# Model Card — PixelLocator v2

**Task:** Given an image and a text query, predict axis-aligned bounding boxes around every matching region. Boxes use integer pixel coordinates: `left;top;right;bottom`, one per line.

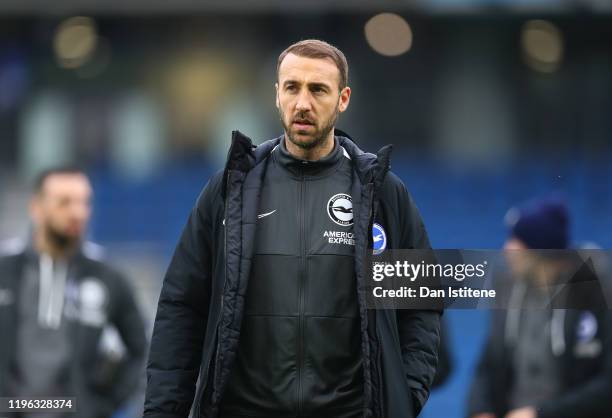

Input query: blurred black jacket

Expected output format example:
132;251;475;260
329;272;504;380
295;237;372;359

144;130;442;418
467;259;612;418
432;319;453;389
0;242;147;418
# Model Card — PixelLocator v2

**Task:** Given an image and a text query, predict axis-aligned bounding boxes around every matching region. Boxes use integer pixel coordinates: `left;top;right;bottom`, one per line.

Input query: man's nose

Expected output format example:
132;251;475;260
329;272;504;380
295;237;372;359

295;89;312;111
69;203;90;222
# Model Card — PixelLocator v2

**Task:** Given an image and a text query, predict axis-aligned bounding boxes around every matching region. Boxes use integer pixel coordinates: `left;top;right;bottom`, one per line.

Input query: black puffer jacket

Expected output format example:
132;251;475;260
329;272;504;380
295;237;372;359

144;130;441;418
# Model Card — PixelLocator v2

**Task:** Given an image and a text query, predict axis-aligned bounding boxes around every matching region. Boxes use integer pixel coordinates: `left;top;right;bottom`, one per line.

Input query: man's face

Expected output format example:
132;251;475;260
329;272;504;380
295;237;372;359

276;53;351;150
503;237;533;279
31;173;93;248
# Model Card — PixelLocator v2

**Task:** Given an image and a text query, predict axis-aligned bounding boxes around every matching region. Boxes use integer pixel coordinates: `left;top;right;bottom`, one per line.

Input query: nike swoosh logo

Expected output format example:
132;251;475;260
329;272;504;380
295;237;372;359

257;210;277;219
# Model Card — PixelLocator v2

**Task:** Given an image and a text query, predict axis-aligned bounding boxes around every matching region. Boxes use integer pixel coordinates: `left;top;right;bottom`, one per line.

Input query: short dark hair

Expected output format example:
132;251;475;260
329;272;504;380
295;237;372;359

277;39;349;90
33;166;87;194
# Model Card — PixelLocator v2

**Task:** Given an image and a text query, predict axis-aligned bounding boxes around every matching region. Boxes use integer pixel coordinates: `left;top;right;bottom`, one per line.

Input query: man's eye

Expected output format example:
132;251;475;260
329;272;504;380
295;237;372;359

311;87;325;94
286;85;297;92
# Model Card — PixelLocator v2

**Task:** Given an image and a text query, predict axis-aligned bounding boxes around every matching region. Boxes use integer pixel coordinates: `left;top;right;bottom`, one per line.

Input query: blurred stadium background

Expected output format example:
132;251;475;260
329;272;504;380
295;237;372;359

0;0;611;417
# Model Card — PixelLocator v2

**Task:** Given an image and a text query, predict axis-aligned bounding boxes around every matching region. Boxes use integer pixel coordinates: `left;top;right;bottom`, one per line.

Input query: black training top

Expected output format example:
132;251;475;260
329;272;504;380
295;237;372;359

219;137;363;418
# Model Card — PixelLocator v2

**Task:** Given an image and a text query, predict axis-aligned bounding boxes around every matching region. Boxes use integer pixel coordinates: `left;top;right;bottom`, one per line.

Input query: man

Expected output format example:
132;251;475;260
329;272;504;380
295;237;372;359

144;39;441;418
467;196;612;418
0;167;147;418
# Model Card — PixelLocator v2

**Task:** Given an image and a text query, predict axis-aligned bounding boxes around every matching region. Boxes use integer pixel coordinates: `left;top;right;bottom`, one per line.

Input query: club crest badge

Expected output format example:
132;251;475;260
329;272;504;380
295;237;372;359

372;223;387;255
577;311;598;343
327;193;353;226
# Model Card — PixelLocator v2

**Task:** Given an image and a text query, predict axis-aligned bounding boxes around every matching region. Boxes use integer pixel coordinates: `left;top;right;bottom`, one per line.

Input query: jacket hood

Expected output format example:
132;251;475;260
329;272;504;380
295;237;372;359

222;129;392;198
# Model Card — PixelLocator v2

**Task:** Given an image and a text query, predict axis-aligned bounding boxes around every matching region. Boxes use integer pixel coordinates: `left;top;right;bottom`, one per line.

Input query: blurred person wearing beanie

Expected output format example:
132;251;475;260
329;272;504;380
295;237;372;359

467;195;612;418
502;195;569;284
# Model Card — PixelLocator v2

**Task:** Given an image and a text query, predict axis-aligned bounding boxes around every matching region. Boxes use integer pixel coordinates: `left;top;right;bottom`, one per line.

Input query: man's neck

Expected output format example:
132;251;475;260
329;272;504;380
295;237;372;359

532;262;564;288
284;132;335;161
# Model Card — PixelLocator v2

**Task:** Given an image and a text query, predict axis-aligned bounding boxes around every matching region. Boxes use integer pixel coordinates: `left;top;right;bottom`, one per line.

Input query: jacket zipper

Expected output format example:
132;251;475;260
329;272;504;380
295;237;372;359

373;192;385;417
216;173;231;385
367;184;384;418
297;173;305;416
198;172;232;418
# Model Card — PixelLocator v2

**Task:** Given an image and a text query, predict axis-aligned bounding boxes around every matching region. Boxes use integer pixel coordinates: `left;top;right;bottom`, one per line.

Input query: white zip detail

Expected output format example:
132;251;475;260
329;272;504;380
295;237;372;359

504;282;526;346
38;254;53;327
551;309;566;356
38;254;67;329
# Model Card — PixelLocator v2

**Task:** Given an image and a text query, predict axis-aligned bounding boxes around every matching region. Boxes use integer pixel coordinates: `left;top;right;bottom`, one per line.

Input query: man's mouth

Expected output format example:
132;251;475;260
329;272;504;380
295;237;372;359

292;119;315;129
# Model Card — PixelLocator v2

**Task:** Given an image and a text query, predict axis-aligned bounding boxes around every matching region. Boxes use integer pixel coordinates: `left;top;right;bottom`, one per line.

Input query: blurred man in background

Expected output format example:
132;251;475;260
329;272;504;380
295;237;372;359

467;196;612;418
0;167;147;418
145;39;441;418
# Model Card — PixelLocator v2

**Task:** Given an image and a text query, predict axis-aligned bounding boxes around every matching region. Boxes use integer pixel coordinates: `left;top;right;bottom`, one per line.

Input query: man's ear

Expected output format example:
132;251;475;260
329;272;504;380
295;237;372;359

275;82;280;109
338;86;351;113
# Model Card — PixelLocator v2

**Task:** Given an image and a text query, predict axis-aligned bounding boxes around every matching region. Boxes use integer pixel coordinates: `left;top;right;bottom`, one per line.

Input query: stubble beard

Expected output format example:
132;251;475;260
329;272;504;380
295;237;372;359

279;105;339;151
44;223;80;252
